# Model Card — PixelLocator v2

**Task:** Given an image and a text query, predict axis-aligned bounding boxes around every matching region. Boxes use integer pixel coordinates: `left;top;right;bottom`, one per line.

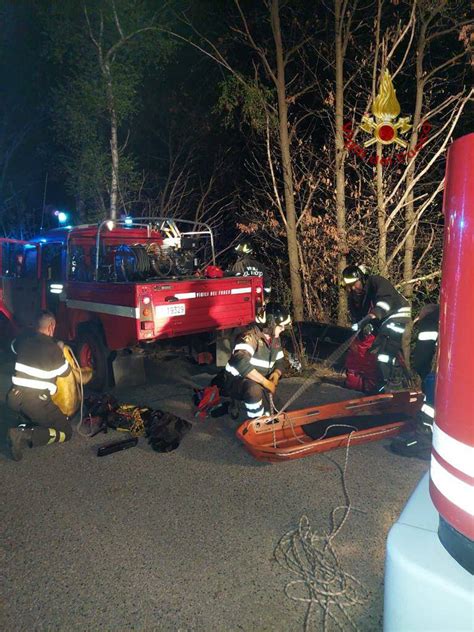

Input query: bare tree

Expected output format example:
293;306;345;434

340;0;470;298
168;0;319;319
84;1;159;220
334;0;355;323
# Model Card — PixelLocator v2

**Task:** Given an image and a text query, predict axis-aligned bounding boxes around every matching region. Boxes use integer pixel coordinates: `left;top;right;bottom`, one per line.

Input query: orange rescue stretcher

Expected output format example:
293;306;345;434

236;390;424;462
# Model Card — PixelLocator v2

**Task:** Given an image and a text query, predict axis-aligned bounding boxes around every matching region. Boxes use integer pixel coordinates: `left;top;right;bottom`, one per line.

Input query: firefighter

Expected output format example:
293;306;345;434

390;303;439;458
232;239;272;300
224;303;291;419
6;310;72;461
412;303;439;385
341;265;411;387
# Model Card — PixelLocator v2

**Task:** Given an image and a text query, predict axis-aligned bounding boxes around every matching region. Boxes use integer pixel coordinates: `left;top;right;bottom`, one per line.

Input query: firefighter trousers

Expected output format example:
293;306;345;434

7;387;72;447
371;317;409;383
227;377;268;419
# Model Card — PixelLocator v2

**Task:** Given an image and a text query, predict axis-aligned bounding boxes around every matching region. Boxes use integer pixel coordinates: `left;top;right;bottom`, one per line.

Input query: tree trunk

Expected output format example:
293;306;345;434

104;64;119;222
334;0;348;325
75;194;86;224
401;21;427;366
271;0;304;321
403;21;427;299
376;142;388;275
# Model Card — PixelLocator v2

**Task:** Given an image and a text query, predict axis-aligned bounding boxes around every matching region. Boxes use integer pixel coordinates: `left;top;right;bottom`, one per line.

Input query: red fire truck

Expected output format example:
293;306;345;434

383;133;474;630
0;218;264;389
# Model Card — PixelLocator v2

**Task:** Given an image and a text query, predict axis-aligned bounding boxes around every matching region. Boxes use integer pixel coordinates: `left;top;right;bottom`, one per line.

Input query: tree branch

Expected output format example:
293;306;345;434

387;180;443;267
265;113;287;228
424;51;466;83
111;0;125;39
396;270;441;287
384;89;472;224
234;0;277;84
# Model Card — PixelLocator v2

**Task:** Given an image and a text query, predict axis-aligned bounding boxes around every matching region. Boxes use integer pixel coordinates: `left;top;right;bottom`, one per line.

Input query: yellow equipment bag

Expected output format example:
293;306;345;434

52;345;93;417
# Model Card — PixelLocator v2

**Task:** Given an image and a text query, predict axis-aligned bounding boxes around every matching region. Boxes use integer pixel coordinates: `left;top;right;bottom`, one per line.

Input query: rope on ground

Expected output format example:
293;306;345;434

274;431;364;631
274;424;400;632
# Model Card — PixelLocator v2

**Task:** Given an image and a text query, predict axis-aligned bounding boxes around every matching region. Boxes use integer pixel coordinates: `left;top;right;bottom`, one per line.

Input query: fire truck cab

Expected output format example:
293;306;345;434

0;218;264;389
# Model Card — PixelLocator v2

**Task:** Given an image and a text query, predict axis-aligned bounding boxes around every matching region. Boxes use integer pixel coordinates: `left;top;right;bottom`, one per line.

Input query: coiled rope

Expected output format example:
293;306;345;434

264;332;403;630
274;424;398;631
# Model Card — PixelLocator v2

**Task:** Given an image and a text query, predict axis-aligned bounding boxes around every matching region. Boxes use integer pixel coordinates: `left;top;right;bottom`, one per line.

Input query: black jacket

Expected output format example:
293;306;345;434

11;332;70;395
225;325;285;379
412;305;439;380
232;255;271;295
348;275;410;323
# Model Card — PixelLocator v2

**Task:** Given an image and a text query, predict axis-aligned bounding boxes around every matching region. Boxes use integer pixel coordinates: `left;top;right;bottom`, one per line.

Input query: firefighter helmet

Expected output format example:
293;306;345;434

256;302;292;329
234;239;254;255
342;264;368;287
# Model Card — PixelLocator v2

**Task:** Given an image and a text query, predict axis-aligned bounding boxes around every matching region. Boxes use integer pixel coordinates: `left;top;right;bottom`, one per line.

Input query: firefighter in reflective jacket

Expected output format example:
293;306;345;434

232;240;272;300
225;303;291;419
390;303;439;458
342;265;411;384
412;303;439;386
6;310;72;461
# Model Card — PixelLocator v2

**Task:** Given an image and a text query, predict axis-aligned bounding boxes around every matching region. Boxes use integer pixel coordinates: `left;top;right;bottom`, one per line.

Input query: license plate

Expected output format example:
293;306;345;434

155;303;186;318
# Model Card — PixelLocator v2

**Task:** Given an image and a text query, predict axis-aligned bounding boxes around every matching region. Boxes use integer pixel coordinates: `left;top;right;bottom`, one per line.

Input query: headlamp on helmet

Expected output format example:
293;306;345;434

235;240;253;255
257;302;292;329
342;264;367;287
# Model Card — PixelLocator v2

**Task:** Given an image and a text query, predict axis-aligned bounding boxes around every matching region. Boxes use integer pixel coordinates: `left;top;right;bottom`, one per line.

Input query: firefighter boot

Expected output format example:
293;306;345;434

7;427;33;462
389;416;432;460
389;432;432;460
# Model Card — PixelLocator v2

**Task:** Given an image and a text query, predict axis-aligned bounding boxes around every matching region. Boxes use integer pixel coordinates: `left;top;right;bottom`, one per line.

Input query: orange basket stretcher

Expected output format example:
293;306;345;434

236;390;424;463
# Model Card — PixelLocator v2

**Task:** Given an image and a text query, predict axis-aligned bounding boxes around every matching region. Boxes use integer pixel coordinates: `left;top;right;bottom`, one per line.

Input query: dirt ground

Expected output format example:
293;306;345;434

0;351;428;631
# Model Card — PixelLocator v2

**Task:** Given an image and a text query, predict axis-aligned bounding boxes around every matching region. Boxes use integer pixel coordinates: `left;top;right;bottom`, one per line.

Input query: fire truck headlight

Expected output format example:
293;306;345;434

142;296;151;305
256;287;262;294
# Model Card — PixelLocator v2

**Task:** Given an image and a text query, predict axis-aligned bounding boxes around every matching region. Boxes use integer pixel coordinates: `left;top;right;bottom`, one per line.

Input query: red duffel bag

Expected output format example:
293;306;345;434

344;333;380;393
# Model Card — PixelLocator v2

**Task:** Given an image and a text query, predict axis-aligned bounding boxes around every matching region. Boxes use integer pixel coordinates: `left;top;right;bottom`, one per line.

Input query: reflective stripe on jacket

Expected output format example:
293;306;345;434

11;332;70;395
349;274;410;323
232;256;271;294
412;305;440;380
225;326;284;379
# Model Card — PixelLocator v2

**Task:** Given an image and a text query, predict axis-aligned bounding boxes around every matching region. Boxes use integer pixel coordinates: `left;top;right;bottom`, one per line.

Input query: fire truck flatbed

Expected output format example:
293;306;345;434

0;218;264;388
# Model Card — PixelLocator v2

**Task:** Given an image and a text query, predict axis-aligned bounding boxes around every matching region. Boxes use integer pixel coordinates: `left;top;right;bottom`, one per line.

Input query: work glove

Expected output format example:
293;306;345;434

359;322;374;339
268;370;281;386
263;378;277;396
351;314;375;332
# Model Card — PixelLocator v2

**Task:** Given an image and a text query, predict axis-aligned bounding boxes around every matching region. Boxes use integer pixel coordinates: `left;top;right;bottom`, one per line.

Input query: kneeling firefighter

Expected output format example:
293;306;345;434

7;310;73;461
342;265;411;388
225;303;291;418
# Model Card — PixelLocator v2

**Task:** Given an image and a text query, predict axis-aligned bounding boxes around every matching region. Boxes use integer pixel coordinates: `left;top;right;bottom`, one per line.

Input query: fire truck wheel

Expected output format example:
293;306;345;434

76;330;110;392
